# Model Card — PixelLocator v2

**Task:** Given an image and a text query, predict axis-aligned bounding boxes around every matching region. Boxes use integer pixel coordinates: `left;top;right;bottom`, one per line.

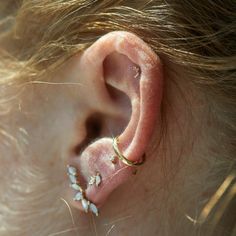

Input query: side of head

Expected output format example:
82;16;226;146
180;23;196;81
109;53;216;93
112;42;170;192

0;1;235;236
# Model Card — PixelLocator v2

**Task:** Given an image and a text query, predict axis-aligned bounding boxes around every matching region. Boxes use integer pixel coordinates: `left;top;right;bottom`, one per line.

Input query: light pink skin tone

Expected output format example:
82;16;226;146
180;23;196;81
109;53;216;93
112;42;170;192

2;30;215;235
67;31;163;209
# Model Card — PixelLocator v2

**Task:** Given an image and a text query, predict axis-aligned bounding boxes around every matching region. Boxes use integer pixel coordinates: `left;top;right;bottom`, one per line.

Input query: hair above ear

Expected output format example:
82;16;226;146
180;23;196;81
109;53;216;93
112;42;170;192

67;31;163;212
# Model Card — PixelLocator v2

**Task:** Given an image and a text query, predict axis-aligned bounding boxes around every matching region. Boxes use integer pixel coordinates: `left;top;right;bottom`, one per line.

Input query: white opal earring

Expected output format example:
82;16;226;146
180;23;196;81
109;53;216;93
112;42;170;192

67;165;83;192
67;165;99;216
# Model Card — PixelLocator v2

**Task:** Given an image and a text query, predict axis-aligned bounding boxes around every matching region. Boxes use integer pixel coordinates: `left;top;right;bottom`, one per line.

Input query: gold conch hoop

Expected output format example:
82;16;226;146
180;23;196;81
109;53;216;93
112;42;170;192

112;136;145;167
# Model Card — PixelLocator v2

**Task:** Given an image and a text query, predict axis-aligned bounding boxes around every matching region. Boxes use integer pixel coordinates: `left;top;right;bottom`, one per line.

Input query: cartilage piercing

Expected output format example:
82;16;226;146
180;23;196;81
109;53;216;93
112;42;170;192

132;65;141;79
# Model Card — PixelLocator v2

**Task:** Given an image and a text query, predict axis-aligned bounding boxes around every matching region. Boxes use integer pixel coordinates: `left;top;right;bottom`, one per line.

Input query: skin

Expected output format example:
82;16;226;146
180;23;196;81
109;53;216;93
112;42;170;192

0;32;217;236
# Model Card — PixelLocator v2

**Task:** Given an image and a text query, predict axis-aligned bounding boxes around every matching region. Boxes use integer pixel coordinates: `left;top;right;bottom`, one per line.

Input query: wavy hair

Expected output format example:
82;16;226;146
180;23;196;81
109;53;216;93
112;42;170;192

0;1;235;235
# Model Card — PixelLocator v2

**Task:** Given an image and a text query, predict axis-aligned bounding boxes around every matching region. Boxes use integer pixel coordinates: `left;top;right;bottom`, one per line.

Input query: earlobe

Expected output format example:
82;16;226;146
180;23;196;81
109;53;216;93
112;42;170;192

67;31;163;213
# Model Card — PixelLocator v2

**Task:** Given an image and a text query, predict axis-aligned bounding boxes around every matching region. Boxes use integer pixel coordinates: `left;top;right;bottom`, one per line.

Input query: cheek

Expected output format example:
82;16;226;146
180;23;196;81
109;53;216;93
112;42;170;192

12;84;87;166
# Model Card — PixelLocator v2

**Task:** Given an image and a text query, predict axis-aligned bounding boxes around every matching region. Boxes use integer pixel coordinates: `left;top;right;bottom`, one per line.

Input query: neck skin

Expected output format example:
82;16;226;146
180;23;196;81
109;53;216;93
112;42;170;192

0;62;222;236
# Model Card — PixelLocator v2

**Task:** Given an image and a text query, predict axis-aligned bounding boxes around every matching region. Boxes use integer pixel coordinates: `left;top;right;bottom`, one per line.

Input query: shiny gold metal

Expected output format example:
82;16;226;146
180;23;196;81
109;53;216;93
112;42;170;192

112;136;145;167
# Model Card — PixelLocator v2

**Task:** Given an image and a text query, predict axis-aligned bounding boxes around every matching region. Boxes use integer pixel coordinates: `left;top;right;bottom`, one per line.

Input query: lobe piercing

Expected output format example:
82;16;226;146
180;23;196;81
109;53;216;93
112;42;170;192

67;165;77;176
89;203;99;216
88;176;96;185
69;174;77;184
95;173;102;186
73;191;99;216
81;199;89;213
70;183;83;192
67;165;99;216
67;165;83;191
89;173;102;187
73;192;84;201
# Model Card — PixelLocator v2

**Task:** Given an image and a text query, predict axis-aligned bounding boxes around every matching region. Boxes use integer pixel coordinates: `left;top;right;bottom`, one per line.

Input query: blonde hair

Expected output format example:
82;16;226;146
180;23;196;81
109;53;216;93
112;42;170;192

0;0;235;235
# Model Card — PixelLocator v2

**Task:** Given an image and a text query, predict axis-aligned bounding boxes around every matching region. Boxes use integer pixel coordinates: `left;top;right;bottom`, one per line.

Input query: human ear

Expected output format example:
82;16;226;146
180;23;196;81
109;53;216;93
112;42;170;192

67;31;163;213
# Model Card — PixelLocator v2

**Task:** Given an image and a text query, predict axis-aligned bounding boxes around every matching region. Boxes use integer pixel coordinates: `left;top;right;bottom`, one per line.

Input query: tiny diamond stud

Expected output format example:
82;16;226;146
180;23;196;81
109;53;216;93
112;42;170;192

133;65;141;79
109;155;117;164
88;176;96;185
89;173;102;187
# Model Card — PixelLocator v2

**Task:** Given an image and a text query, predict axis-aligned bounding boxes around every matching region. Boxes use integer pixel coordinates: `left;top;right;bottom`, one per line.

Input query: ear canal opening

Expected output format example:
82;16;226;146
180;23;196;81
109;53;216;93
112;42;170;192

73;113;104;156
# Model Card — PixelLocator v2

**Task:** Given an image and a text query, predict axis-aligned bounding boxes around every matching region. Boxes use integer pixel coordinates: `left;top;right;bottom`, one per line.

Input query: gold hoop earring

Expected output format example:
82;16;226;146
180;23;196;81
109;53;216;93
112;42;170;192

112;136;145;167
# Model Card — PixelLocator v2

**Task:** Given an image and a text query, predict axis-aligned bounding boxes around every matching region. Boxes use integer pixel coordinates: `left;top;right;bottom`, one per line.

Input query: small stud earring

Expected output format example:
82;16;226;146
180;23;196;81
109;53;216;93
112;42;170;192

109;155;117;164
67;165;99;216
132;65;141;79
88;176;95;185
89;173;102;187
